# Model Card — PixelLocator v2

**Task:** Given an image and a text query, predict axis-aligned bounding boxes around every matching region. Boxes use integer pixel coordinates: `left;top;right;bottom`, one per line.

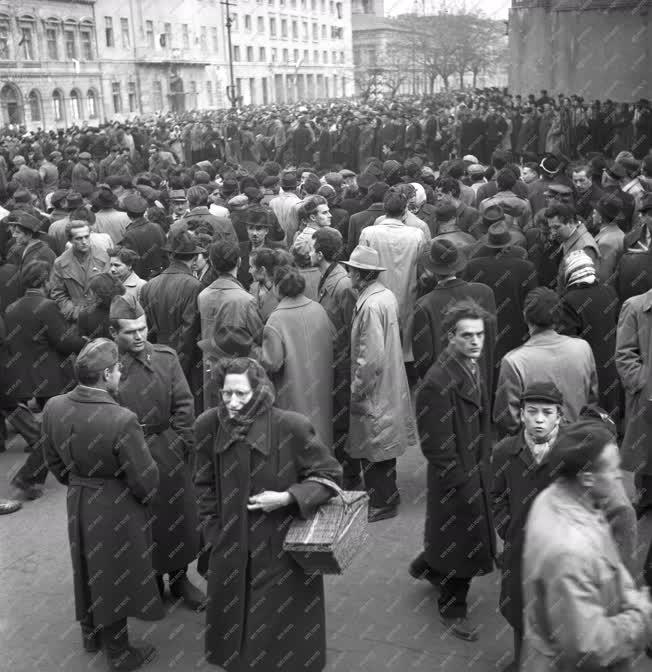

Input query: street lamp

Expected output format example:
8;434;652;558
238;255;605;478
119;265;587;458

221;0;238;109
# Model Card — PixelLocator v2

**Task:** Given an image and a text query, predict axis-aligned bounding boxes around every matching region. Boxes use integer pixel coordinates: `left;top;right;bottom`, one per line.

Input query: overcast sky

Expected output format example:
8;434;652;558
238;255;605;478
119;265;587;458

385;0;510;20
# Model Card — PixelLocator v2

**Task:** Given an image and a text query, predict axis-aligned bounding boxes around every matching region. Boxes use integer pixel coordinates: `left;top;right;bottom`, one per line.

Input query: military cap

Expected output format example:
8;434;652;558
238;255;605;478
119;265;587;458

122;193;148;214
109;294;146;320
75;338;119;376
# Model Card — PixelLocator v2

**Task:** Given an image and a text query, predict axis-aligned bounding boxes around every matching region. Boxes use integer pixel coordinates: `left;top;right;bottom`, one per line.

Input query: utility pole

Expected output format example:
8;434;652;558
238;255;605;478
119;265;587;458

221;0;238;109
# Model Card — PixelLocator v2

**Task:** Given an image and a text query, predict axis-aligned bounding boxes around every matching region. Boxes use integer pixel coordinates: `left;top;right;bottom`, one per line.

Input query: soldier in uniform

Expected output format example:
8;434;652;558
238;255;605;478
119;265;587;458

42;338;163;671
108;294;205;610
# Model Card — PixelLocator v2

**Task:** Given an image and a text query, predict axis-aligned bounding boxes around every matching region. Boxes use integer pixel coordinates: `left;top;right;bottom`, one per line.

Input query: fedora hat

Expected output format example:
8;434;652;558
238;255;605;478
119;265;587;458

341;245;386;272
482;204;505;225
65;191;84;209
92;189;116;209
162;229;206;255
429;239;467;275
484;221;519;248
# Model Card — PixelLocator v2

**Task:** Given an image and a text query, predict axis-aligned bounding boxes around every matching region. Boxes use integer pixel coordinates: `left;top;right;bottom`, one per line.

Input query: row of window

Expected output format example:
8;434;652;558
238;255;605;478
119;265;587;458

231;14;344;40
22;88;99;123
233;45;345;64
252;0;343;16
0;16;94;61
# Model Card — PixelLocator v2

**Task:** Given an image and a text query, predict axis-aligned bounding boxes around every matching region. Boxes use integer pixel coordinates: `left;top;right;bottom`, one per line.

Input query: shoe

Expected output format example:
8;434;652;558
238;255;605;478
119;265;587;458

10;477;43;500
439;614;479;642
0;498;22;514
368;505;398;523
108;644;157;671
408;556;441;589
169;574;206;611
83;630;102;654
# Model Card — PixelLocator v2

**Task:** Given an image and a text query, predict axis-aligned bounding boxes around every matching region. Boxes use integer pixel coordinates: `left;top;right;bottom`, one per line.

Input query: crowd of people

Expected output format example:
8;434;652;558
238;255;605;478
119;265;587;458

2;86;652;672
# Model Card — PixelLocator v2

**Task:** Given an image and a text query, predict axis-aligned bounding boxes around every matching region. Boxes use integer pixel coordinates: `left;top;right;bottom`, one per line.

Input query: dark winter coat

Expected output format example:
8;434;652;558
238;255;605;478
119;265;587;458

43;385;164;627
120;216;167;279
347;203;384;255
194;407;342;671
412;278;497;389
117;342;199;573
140;260;201;381
416;347;495;578
558;282;622;422
616;247;652;304
492;433;555;630
0;261;21;312
4;290;82;400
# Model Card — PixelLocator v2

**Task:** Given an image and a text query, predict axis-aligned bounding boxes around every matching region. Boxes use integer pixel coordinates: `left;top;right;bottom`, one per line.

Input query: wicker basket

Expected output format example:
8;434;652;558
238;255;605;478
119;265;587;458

283;478;369;575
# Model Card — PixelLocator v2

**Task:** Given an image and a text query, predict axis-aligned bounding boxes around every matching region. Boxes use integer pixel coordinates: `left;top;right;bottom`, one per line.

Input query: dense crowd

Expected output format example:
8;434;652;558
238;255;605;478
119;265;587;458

2;87;652;672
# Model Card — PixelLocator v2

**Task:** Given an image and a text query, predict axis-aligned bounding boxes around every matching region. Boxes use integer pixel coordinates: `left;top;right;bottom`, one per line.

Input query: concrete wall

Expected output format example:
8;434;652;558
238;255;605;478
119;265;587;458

509;7;651;101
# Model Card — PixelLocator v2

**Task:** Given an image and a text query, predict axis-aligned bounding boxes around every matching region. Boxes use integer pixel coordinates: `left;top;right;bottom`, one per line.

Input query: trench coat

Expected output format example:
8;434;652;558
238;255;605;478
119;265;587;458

42;386;164;627
615;290;652;473
193;407;342;672
522;482;650;672
416;347;495;577
348;281;418;462
262;295;335;448
49;247;109;322
117;342;199;573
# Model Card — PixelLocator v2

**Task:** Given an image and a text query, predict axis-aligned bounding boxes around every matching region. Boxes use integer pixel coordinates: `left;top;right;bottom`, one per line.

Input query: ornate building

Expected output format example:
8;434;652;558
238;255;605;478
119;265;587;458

509;0;652;101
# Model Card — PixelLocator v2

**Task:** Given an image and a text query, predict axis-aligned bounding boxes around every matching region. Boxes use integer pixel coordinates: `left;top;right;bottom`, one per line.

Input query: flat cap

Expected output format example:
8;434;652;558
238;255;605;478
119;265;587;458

109;294;145;320
79;152;92;160
168;189;187;201
75;338;119;376
324;172;344;188
339;169;356;178
521;382;563;405
467;163;486;176
546;183;573;195
122;193;148;214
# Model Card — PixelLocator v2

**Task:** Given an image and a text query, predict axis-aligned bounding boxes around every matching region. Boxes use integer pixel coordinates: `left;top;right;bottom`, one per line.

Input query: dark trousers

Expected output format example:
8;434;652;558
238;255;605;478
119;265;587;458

636;473;652;507
333;427;361;489
360;458;398;509
513;627;523;667
6;400;48;487
411;552;471;618
80;615;128;656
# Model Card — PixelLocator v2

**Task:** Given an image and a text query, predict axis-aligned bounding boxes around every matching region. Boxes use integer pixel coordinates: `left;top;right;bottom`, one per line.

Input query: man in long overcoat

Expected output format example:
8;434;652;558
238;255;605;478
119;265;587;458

411;298;495;642
109;294;204;610
344;246;418;522
42;338;163;669
119;193;166;280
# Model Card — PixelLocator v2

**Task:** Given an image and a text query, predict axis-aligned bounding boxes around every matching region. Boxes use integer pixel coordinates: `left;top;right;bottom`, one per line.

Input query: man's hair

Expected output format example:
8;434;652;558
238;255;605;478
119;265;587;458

523;161;539;175
76;369;103;386
108;246;140;267
274;265;306;297
312;228;343;262
523;287;560;328
551;421;615;479
383;189;408;218
187;185;209;207
298;195;327;223
251;247;292;275
447;161;465;180
436;177;461;199
544;203;576;224
570;163;591;177
89;272;126;308
65;219;90;240
209;239;240;272
491;151;508;170
441;299;489;335
70;207;95;224
496;168;517;192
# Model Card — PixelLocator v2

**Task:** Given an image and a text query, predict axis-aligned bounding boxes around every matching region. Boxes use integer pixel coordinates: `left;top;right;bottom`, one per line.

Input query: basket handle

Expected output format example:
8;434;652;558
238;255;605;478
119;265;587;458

303;476;345;502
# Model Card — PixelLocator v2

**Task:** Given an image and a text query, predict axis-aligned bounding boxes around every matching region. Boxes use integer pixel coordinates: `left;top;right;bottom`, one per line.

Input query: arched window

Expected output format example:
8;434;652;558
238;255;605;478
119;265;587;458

52;89;64;122
87;89;97;118
28;89;41;122
70;89;81;120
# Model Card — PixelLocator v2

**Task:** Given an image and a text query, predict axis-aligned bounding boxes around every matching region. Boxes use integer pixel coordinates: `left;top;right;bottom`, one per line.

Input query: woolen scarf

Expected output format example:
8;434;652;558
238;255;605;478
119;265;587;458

215;361;275;448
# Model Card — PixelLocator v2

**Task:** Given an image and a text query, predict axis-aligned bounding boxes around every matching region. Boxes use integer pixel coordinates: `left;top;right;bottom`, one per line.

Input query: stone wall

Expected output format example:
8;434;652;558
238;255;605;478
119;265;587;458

508;7;651;101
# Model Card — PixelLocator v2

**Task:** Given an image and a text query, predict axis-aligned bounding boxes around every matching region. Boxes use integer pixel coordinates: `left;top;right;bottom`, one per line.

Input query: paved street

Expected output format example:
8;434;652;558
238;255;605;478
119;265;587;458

2;431;652;672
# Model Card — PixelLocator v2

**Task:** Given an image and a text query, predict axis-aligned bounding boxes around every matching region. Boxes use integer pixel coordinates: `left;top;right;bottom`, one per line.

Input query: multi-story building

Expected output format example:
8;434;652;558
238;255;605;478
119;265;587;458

226;0;353;105
0;0;102;129
0;0;354;129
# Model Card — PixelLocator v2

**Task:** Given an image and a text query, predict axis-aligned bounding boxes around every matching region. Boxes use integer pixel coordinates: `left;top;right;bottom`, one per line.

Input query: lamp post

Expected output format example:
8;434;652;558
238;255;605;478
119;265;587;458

221;0;238;109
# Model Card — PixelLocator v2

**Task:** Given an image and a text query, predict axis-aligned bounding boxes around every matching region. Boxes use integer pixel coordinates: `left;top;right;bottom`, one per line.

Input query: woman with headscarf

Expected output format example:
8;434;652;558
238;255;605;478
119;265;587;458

194;357;342;671
557;250;621;425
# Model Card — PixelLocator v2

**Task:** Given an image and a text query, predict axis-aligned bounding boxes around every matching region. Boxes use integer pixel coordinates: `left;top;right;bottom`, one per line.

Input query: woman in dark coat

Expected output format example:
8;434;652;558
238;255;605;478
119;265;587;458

77;272;125;339
194;357;342;672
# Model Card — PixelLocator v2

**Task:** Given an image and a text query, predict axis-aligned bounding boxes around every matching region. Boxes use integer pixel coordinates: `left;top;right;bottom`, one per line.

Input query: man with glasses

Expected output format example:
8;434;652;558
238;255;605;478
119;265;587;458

108;293;205;612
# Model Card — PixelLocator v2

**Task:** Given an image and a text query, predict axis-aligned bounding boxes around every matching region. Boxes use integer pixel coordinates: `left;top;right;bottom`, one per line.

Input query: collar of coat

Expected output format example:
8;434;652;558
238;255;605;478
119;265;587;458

275;295;312;311
57;247;107;271
209;407;271;455
354;280;387;312
68;385;119;405
162;260;196;277
206;273;245;291
435;347;483;408
120;341;155;373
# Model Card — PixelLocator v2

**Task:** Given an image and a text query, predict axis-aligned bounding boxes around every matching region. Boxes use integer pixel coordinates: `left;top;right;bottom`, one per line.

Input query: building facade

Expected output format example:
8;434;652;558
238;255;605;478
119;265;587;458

1;0;354;130
509;0;652;101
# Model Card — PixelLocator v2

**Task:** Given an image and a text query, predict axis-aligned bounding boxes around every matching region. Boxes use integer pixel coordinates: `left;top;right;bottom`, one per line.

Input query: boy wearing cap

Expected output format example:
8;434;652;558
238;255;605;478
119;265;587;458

109;295;204;611
120;193;166;280
492;382;563;671
522;421;652;671
42;338;163;669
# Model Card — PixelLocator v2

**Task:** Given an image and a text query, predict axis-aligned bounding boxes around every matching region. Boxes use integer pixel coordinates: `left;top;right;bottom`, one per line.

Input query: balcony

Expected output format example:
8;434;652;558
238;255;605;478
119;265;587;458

134;46;212;65
0;59;100;75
